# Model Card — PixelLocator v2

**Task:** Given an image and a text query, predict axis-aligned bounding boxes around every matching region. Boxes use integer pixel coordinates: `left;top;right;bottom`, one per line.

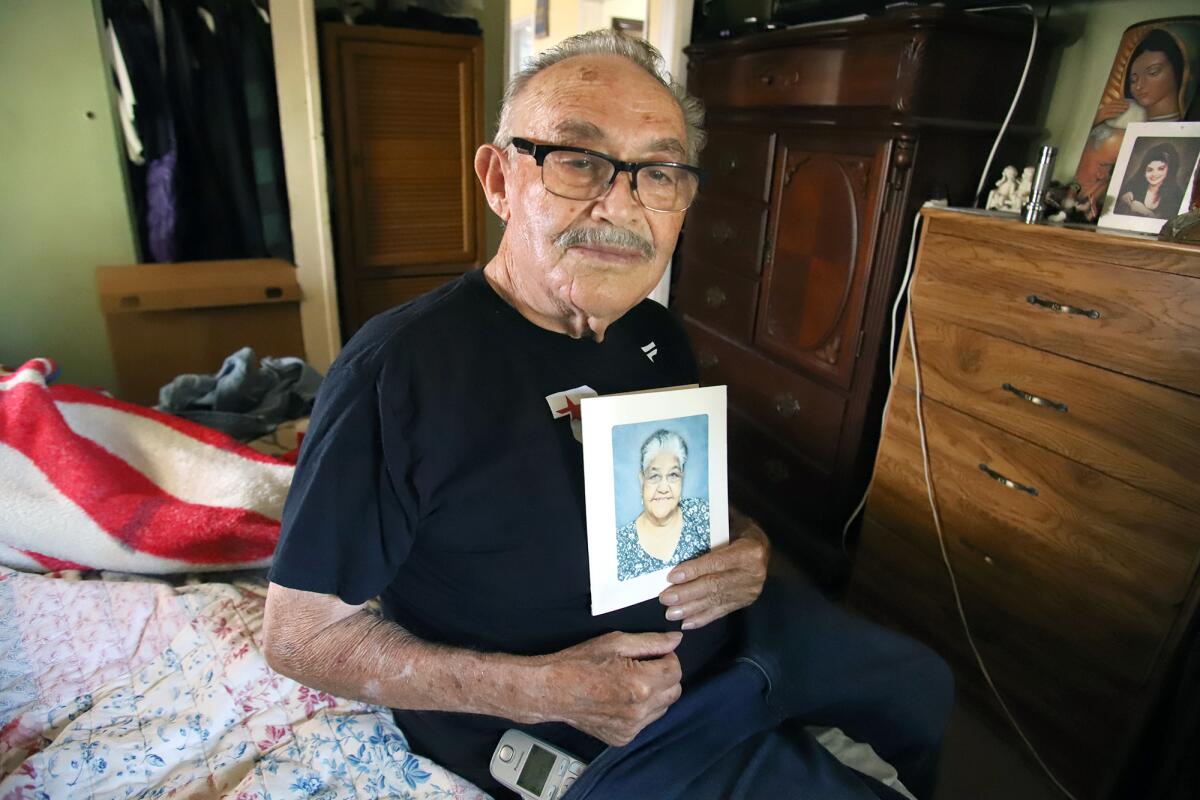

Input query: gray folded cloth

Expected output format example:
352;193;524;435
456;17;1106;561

157;347;323;440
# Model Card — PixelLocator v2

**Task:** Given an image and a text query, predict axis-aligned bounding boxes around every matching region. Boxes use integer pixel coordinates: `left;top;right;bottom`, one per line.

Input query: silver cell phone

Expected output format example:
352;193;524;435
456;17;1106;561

489;729;587;800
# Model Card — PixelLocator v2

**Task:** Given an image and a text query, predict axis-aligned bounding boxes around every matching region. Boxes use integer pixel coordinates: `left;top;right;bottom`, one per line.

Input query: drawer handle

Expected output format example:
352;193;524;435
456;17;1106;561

705;286;728;308
774;393;802;418
760;73;775;86
1002;383;1068;413
698;351;720;370
763;458;790;484
725;157;739;174
711;222;733;244
1026;294;1100;319
979;463;1039;497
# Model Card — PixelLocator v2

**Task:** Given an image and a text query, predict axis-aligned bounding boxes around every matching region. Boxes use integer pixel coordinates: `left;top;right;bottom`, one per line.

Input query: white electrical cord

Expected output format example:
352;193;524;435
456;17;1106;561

968;3;1039;207
841;210;925;555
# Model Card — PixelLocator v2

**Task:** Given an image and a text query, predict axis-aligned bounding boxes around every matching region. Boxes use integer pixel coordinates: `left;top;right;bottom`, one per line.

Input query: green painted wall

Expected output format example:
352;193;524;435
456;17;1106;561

1042;0;1199;182
0;0;136;390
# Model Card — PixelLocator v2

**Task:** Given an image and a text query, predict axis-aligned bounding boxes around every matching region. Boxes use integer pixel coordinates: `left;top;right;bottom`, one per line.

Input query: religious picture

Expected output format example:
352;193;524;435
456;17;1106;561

1070;16;1200;223
581;386;728;615
1099;122;1200;234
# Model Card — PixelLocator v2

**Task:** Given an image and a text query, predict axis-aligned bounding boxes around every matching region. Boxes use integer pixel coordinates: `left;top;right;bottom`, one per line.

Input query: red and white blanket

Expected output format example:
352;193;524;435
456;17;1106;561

0;358;293;573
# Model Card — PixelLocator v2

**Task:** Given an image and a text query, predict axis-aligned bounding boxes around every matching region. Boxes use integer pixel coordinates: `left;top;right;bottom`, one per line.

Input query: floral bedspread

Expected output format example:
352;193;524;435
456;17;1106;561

0;568;488;800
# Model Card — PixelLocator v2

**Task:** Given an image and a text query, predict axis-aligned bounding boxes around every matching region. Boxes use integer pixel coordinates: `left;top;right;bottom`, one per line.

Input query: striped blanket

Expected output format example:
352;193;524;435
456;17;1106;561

0;359;292;573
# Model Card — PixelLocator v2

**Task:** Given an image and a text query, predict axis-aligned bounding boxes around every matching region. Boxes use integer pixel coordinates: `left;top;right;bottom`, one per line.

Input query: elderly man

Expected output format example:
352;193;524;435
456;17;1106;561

264;31;951;800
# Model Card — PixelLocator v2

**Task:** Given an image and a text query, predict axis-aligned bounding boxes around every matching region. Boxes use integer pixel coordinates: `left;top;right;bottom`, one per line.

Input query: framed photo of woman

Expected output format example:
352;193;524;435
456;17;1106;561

1069;17;1199;223
1098;121;1200;234
581;386;729;615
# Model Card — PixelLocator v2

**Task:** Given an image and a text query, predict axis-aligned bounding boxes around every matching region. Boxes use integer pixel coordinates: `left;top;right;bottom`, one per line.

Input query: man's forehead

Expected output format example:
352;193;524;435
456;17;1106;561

518;55;687;156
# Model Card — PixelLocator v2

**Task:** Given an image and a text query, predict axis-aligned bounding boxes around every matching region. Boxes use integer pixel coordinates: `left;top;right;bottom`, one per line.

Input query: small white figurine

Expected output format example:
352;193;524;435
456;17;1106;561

1014;166;1036;212
986;166;1019;212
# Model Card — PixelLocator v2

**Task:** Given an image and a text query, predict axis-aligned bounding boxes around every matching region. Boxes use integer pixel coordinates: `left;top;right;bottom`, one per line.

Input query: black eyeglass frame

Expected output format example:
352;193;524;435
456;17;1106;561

510;137;706;212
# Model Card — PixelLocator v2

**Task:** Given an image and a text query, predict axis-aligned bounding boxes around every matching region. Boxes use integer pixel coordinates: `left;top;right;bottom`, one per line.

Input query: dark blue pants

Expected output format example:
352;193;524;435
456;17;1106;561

568;564;955;799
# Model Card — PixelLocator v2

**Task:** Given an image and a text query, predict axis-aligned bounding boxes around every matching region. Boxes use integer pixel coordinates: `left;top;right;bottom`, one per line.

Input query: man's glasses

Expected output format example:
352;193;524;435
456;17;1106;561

511;137;704;213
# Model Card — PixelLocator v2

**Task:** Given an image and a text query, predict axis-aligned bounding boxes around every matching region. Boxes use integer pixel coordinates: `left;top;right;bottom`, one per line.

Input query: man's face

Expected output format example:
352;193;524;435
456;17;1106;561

1076;132;1123;198
495;55;690;338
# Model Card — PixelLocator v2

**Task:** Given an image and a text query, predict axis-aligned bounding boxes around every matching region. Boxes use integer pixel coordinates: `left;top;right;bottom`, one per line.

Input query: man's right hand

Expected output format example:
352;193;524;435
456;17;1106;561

536;631;683;747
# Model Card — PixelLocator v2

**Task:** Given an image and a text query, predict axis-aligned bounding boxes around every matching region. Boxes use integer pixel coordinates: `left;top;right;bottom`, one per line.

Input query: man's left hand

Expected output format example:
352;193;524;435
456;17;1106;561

658;510;770;630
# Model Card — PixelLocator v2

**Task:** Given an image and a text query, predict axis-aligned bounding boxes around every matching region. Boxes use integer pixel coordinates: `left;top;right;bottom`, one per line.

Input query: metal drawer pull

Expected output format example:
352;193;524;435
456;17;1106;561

979;463;1039;496
774;393;802;418
698;351;720;370
705;286;728;308
1002;383;1068;413
711;222;733;243
1026;294;1100;319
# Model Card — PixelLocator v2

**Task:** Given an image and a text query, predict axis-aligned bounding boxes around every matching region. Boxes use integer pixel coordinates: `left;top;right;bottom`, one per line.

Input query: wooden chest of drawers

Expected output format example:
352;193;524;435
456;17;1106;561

678;8;1055;578
848;209;1200;799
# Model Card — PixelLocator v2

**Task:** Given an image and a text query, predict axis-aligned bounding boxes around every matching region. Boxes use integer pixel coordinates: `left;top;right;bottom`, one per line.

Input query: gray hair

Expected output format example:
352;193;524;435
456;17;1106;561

639;429;688;472
495;30;707;164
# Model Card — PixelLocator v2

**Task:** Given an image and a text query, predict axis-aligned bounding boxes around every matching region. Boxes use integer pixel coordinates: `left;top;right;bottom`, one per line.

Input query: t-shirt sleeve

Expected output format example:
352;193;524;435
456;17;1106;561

268;362;418;605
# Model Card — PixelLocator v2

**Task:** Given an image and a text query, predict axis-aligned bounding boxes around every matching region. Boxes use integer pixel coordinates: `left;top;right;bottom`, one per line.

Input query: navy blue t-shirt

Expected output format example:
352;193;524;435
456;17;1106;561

269;269;730;796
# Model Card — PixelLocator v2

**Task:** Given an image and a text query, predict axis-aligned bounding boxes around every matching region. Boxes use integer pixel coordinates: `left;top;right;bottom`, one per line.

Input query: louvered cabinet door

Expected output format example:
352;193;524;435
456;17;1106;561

323;25;484;335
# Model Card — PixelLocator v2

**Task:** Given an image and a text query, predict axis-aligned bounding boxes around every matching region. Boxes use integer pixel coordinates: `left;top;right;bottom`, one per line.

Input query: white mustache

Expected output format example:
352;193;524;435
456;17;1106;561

555;225;654;259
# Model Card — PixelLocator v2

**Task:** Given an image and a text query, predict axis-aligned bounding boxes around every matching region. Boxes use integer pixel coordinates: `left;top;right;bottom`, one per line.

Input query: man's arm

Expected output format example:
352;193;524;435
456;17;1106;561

262;583;683;746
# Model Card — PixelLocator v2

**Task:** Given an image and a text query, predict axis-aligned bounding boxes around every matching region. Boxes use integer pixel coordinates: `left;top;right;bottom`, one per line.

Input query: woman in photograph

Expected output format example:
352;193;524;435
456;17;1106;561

1118;143;1186;219
616;429;710;582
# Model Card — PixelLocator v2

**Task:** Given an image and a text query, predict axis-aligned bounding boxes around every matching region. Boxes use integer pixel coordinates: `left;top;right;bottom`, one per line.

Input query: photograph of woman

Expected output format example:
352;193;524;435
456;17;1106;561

1116;141;1188;218
1070;17;1199;222
616;428;711;582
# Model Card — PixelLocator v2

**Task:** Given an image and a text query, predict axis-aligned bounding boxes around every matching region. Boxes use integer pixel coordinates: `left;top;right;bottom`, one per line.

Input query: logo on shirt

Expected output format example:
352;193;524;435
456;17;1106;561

545;385;596;443
641;341;658;362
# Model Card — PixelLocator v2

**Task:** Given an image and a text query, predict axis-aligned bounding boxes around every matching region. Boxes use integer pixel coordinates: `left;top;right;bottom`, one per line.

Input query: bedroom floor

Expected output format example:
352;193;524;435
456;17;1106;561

933;697;1062;800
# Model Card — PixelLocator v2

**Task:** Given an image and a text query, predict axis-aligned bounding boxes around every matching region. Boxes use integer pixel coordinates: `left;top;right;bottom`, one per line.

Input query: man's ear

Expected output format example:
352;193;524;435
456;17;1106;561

475;144;511;222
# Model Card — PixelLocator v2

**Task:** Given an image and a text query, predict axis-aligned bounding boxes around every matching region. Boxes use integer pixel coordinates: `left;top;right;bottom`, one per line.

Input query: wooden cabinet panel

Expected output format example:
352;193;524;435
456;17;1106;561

728;410;831;526
698;130;775;202
896;318;1200;511
755;136;887;389
688;320;844;471
679;195;768;278
916;228;1200;394
676;262;758;343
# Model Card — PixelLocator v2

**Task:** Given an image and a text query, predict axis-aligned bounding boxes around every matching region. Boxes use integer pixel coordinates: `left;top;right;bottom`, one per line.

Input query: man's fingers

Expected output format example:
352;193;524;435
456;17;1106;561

612;630;682;659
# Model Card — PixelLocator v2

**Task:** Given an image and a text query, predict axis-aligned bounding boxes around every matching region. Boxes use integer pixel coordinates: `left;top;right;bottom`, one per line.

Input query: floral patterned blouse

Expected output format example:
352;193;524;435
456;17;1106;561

616;497;711;581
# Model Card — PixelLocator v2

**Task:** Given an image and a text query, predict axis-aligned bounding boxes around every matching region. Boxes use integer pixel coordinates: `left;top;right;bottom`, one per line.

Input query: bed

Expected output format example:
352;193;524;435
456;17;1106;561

0;358;911;799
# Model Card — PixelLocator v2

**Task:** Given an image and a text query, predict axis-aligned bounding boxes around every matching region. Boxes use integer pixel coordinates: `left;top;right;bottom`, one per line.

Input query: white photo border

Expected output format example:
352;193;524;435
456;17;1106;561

1099;121;1200;235
581;386;729;616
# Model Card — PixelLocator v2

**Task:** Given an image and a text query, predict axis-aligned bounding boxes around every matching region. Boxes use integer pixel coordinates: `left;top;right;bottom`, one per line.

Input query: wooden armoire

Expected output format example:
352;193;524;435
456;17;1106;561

676;7;1053;580
322;24;485;338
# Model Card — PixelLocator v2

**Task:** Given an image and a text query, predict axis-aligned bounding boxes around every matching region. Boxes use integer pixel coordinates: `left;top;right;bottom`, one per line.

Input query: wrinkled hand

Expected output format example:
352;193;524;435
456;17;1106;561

659;510;770;630
538;631;682;746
